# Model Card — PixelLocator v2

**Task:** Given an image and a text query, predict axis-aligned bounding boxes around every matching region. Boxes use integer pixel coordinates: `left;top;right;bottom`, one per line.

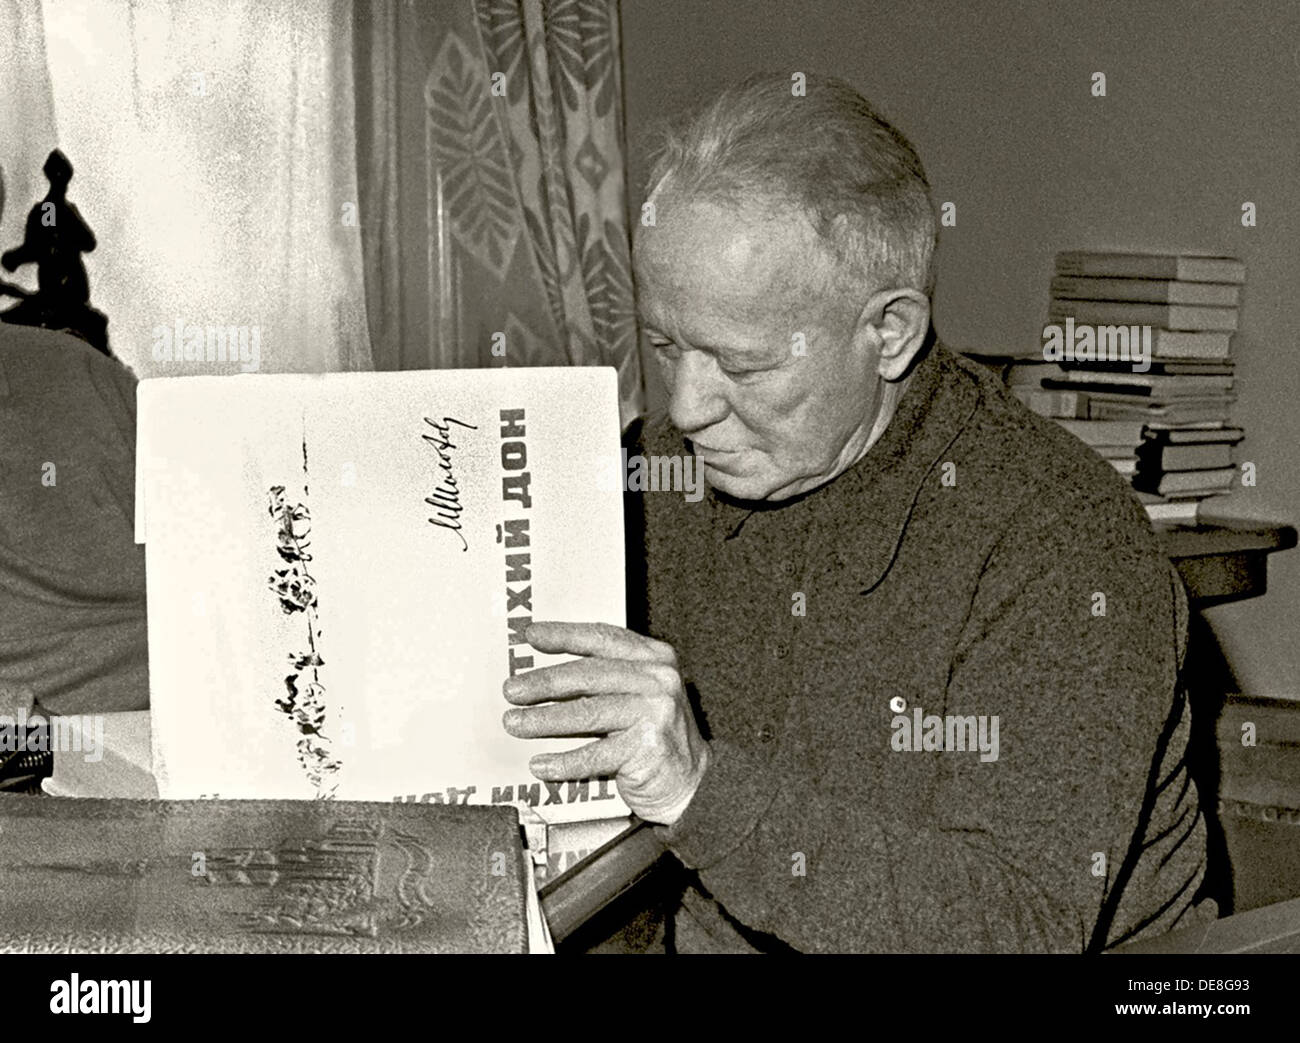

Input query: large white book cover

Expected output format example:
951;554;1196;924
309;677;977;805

135;367;628;824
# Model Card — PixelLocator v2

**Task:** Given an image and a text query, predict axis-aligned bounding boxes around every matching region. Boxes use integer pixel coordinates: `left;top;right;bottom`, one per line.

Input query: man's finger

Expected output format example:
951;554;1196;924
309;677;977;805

528;734;631;781
503;693;642;738
503;656;658;705
524;621;676;665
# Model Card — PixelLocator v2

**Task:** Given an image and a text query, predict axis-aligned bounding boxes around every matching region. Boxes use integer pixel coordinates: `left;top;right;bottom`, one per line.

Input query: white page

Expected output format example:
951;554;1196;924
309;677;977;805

138;368;628;824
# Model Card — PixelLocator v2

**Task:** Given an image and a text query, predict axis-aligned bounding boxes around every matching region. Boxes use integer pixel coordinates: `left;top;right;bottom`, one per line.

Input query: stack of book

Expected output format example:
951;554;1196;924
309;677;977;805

1002;251;1246;524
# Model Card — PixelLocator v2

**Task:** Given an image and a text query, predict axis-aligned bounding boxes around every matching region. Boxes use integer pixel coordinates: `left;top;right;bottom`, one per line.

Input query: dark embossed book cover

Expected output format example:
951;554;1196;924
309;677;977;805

0;796;530;953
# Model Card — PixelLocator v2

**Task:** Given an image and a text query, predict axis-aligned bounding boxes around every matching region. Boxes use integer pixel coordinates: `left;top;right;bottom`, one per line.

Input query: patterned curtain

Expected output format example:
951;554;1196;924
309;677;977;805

354;0;644;426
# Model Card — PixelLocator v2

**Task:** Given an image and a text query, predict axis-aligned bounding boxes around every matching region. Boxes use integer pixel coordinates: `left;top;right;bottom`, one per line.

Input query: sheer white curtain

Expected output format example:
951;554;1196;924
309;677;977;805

0;0;59;274
29;0;371;376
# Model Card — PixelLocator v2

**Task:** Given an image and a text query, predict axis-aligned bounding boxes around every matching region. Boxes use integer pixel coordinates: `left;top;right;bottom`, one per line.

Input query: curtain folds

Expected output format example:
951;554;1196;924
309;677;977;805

355;0;644;426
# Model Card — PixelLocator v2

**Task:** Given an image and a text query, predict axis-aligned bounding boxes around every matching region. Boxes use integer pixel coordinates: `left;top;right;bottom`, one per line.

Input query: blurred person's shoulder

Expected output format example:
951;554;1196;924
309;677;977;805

0;323;136;389
0;324;138;445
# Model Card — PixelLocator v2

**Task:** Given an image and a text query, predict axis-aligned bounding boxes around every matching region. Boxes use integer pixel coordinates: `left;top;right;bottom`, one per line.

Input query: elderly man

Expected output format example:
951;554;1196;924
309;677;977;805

504;73;1216;952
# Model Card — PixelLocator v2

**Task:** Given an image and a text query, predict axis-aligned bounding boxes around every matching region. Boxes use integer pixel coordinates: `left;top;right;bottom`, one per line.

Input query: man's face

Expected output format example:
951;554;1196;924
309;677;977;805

634;193;886;502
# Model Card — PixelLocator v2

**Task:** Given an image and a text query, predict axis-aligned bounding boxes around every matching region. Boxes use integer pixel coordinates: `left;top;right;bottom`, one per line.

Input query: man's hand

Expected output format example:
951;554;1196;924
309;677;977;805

501;621;710;826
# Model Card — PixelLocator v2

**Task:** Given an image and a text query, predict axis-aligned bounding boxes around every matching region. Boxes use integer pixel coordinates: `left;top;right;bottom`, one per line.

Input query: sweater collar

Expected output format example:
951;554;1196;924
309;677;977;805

702;338;983;591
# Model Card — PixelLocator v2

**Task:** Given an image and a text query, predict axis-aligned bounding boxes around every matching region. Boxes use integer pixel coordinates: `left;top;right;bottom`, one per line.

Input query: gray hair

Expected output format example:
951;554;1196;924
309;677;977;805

644;72;938;298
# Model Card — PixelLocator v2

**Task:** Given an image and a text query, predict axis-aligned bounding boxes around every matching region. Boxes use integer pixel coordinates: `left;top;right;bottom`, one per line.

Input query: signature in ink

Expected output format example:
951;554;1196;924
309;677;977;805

422;416;477;551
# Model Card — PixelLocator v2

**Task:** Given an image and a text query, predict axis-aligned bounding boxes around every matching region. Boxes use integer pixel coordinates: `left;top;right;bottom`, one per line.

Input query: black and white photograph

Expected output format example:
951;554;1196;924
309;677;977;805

0;0;1297;1015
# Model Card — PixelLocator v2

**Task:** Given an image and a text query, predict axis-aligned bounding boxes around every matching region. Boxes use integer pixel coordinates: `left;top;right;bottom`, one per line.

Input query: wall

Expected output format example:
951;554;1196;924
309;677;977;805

620;0;1300;698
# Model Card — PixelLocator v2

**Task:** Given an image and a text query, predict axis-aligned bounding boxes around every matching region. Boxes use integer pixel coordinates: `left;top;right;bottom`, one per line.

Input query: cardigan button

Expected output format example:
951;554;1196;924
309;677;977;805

756;725;775;743
773;643;789;659
889;696;907;714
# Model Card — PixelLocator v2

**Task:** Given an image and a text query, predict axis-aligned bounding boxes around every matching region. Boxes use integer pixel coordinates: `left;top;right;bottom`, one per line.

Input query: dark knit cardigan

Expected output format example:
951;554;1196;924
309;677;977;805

628;340;1216;953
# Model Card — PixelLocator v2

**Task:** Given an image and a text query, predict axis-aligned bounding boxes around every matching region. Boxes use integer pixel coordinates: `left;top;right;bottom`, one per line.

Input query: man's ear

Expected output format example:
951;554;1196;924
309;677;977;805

853;289;931;381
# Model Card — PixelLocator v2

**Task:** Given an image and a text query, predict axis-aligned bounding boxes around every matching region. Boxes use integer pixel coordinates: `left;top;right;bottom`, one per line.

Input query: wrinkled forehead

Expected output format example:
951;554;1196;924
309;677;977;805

633;192;839;332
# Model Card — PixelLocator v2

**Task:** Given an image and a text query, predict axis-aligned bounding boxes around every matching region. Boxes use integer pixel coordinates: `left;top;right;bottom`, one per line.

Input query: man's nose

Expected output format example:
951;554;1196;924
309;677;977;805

667;352;730;435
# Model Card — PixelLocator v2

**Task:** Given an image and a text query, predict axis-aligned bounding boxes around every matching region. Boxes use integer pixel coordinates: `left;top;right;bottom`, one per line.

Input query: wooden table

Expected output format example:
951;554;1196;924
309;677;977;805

541;520;1299;947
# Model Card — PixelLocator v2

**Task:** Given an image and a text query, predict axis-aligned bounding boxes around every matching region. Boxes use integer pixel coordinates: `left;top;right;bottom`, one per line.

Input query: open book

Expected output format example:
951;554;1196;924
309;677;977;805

135;367;628;826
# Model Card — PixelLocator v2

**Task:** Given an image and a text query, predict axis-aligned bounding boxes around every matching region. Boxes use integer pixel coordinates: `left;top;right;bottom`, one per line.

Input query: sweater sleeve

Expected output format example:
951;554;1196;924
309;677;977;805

657;501;1210;953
